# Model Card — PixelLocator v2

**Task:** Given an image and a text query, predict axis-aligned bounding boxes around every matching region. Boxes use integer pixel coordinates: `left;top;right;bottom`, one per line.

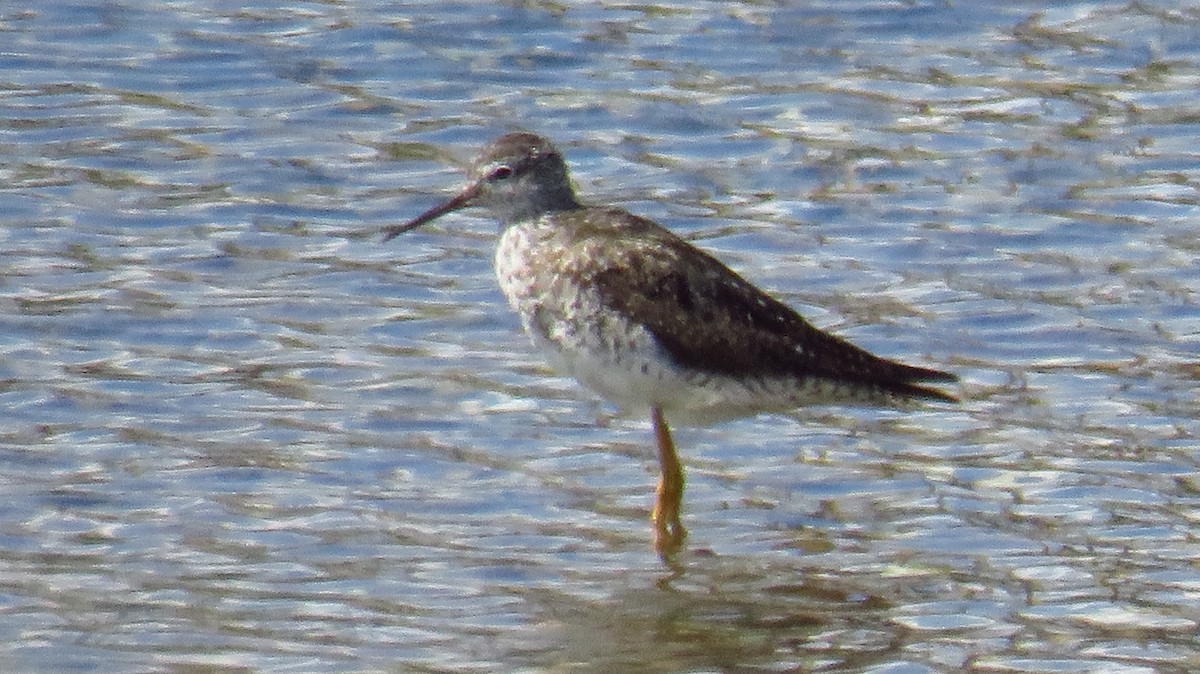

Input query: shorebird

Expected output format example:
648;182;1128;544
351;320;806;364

383;132;956;557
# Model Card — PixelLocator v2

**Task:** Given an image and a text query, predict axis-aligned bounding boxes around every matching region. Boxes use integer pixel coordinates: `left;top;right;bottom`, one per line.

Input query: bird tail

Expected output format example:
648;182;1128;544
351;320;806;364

893;363;958;403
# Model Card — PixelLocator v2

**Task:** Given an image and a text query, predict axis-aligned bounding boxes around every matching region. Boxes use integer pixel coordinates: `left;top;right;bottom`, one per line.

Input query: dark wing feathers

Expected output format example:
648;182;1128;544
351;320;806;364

582;211;956;402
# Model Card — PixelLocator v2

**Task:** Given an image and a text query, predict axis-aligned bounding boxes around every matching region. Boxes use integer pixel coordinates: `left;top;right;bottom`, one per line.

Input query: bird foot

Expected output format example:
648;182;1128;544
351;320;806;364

651;491;687;558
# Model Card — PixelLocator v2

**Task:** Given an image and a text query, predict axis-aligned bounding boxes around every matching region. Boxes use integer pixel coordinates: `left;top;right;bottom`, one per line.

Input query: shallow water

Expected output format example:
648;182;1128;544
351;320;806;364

1;1;1198;672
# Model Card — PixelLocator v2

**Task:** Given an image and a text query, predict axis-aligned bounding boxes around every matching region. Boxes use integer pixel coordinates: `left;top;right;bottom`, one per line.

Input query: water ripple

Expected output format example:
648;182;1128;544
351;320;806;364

1;1;1198;672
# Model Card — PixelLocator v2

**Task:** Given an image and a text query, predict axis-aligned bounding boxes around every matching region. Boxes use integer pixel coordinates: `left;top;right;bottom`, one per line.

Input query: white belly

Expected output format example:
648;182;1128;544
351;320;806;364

494;221;877;425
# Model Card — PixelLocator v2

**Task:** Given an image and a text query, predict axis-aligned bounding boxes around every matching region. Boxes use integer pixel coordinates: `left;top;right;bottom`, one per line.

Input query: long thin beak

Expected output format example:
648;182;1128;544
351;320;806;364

382;183;481;242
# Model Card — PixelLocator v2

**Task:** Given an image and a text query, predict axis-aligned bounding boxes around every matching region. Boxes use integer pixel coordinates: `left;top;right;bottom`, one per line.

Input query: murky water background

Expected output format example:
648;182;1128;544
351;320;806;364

2;1;1198;672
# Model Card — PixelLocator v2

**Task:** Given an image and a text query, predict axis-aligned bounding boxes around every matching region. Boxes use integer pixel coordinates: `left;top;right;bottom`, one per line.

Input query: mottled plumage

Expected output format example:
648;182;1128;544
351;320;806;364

384;132;956;557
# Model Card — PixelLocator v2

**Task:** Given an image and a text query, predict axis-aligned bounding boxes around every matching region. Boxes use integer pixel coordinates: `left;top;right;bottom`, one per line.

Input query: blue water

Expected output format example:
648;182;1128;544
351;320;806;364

1;1;1198;672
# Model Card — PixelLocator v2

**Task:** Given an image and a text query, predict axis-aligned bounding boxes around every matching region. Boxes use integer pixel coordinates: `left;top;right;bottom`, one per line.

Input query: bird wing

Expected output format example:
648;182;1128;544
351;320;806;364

571;208;956;402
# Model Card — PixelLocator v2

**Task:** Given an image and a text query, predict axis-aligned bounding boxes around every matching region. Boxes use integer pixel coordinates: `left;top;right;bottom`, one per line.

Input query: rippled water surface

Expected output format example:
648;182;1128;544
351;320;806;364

2;1;1198;672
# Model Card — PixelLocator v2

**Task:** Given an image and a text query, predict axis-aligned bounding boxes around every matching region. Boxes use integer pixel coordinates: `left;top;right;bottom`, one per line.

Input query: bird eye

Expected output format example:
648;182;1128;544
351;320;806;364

488;165;514;181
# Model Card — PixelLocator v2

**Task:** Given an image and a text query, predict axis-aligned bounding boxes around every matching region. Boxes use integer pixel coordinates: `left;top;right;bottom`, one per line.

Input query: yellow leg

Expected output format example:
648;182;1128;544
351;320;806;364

650;406;686;557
